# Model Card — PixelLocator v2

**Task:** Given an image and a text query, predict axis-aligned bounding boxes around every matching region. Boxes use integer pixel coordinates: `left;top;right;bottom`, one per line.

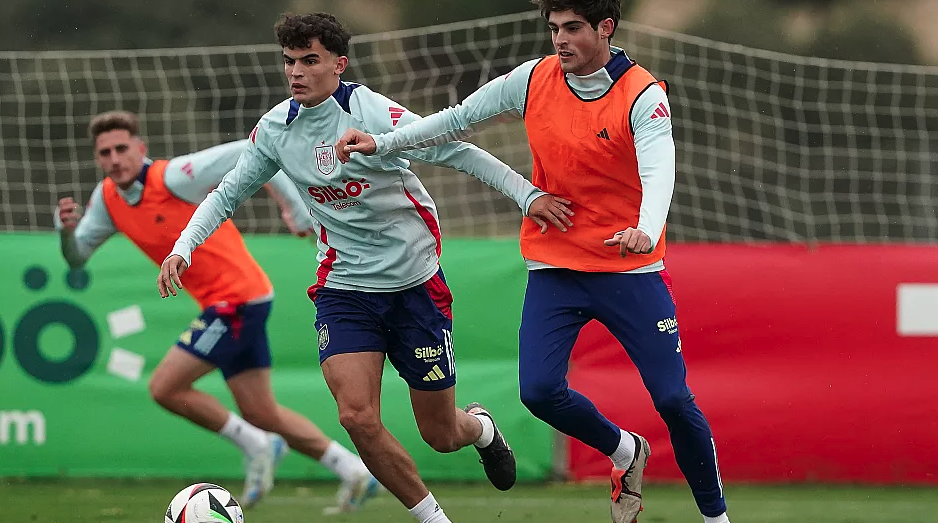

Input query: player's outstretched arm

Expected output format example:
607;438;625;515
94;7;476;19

398;138;574;233
336;59;539;164
55;183;116;268
161;140;313;237
158;128;280;298
163;140;250;203
338;81;573;231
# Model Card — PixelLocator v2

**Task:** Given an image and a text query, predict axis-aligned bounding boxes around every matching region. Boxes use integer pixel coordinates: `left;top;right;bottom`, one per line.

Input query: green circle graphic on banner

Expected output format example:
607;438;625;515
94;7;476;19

14;301;99;384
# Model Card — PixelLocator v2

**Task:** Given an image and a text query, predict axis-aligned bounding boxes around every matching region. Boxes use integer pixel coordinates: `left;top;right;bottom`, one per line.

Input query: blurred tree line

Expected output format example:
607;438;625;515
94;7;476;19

686;0;921;64
0;0;921;66
0;0;293;50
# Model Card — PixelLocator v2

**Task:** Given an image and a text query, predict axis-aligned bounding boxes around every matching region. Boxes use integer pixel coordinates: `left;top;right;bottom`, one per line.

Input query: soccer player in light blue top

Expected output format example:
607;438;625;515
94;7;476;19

157;12;574;523
57;111;377;513
336;2;730;523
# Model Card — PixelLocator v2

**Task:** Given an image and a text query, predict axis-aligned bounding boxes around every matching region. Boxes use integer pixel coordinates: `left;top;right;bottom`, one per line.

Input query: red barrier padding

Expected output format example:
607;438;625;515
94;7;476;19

566;244;938;484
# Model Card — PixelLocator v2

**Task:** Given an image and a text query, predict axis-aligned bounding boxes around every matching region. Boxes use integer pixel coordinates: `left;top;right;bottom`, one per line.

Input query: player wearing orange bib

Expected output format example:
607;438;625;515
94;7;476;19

56;111;379;513
336;1;730;522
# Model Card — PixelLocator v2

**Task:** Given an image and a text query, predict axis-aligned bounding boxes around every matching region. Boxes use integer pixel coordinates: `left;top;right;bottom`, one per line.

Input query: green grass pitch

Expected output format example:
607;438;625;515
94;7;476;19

2;479;936;522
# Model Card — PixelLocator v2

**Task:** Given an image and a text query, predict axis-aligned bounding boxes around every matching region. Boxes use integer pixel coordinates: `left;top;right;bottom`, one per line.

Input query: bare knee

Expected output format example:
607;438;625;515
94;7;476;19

148;375;180;409
338;404;383;441
418;424;461;453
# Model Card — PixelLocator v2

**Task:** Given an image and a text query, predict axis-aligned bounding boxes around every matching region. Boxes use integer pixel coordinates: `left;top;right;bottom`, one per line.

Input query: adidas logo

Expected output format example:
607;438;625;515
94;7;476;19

596;128;610;140
180;161;194;179
650;102;670;119
389;106;405;126
422;364;447;382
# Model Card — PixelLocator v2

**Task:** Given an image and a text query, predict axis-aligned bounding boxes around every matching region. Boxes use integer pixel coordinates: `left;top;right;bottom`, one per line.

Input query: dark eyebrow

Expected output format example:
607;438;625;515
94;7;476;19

549;21;585;28
283;53;320;61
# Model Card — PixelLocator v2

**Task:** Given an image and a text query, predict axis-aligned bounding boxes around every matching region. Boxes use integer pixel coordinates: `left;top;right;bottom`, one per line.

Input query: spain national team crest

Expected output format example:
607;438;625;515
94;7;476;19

571;109;592;139
318;324;330;351
315;143;337;175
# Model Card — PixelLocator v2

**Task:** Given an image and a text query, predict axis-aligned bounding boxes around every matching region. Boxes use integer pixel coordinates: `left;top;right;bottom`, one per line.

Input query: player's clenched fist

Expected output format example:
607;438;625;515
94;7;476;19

604;227;652;257
58;197;81;231
335;128;377;164
527;194;575;233
157;254;188;298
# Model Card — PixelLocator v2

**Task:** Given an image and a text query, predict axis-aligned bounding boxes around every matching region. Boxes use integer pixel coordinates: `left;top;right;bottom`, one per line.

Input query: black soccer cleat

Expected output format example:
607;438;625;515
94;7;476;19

465;402;516;491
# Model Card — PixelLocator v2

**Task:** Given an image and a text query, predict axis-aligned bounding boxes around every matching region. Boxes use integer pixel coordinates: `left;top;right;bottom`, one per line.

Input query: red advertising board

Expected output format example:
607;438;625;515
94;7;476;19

566;244;938;484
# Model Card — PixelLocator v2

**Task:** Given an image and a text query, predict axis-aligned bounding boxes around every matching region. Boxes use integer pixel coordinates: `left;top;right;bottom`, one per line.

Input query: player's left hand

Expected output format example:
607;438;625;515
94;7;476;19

157;254;188;298
604;227;653;257
335;129;377;164
527;194;574;233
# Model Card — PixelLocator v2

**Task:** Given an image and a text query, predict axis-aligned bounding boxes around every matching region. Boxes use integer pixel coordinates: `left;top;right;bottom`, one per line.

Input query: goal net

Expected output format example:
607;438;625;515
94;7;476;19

1;10;936;241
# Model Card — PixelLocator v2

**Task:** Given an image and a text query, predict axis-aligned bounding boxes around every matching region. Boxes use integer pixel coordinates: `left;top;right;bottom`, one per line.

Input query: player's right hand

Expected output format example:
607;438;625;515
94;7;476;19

335;129;377;164
157;255;188;298
57;197;81;231
528;194;574;233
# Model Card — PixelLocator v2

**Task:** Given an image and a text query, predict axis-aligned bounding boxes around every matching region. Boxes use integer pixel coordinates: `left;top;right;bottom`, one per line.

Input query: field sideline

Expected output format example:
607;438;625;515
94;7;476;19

2;479;936;523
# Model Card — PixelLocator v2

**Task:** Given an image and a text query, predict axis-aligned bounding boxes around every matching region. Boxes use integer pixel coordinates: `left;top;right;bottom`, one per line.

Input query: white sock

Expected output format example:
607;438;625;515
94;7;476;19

608;429;636;470
704;513;730;523
409;492;452;523
472;413;495;448
320;440;369;482
218;412;268;456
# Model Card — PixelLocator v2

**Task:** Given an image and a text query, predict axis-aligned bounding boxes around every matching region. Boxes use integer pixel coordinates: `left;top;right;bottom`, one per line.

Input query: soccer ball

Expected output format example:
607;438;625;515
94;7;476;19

164;483;244;523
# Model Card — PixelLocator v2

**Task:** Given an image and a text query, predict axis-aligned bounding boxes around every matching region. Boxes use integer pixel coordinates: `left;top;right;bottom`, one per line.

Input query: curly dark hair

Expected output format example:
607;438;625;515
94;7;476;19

88;110;139;140
274;12;351;56
531;0;621;37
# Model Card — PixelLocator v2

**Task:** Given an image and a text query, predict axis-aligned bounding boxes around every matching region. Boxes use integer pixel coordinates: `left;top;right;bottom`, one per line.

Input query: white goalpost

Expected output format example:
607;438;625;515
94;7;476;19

1;10;936;241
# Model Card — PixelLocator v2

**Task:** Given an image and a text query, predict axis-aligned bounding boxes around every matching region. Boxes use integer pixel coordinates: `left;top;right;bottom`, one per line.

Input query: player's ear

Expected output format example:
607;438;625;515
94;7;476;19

598;18;615;40
334;56;348;75
135;137;147;156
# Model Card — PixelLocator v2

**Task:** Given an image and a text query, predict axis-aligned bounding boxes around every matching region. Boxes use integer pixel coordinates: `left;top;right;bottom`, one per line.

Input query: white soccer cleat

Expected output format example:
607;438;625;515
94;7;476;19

323;472;382;515
610;432;651;523
241;433;289;508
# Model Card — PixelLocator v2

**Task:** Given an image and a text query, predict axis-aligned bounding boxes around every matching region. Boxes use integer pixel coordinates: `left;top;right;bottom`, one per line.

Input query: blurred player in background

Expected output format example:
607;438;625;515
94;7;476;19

56;110;378;513
157;12;574;523
336;1;730;522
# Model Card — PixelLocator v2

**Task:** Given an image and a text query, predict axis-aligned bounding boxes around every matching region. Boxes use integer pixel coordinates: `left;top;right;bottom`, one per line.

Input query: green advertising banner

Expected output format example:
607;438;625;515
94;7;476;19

0;233;551;480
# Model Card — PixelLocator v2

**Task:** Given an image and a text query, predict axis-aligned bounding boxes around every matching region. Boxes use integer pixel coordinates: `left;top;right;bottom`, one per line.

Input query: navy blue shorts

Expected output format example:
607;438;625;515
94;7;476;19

314;269;455;391
519;269;690;406
175;301;273;380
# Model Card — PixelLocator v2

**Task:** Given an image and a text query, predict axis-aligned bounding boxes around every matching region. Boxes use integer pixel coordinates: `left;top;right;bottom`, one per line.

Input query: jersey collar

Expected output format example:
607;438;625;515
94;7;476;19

286;81;363;124
563;46;634;101
116;160;151;206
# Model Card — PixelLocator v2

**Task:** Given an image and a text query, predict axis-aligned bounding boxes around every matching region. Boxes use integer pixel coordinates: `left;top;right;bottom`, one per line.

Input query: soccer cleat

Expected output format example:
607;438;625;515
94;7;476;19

323;472;383;515
465;402;516;491
610;432;651;523
241;433;289;509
